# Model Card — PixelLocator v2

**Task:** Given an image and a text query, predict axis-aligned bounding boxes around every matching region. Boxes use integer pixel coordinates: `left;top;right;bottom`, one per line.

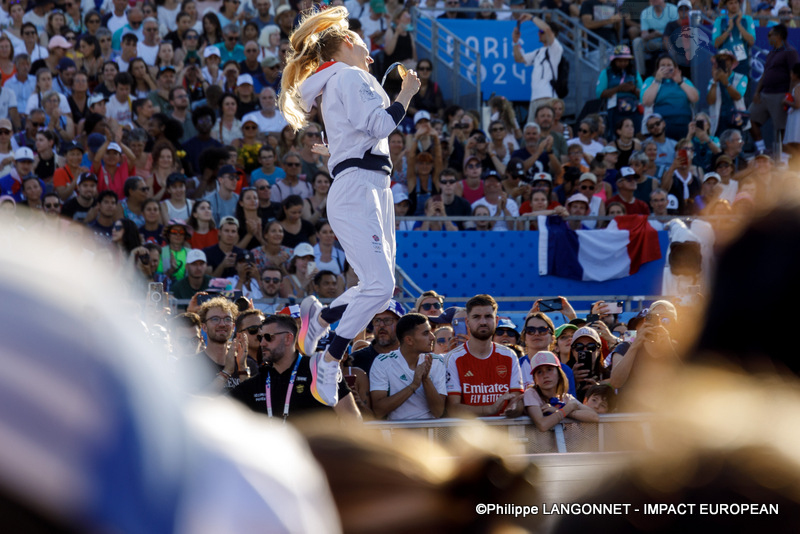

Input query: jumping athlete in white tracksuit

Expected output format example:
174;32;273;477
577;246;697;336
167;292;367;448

279;7;420;406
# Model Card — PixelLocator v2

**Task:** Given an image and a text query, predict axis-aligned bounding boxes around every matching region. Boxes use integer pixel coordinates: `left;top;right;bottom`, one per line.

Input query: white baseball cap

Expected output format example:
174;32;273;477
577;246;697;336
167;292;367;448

14;147;34;161
186;249;207;264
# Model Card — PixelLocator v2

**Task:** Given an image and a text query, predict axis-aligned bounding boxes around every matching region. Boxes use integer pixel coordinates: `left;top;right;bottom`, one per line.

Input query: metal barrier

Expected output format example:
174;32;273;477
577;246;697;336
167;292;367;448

364;414;654;454
411;7;482;114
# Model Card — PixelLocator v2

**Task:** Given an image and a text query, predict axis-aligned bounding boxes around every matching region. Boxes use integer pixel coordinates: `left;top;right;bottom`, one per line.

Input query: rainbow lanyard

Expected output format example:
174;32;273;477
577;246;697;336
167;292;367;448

266;355;302;423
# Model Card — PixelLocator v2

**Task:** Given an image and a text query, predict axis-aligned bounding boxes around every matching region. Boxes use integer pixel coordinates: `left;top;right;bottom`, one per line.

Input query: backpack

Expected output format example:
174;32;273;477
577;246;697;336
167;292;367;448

545;49;570;99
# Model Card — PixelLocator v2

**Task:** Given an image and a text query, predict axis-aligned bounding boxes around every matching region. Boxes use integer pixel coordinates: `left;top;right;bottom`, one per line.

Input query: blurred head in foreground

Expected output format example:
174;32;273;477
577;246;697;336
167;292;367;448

0;222;339;533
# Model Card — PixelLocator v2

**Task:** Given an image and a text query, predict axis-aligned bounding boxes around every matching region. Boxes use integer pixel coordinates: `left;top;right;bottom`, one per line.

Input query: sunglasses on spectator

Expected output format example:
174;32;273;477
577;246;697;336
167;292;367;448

243;325;261;335
440;178;457;185
262;277;281;284
573;342;599;352
496;329;518;337
206;316;234;325
647;120;663;128
306;131;322;137
185;34;199;39
130;20;142;27
31;122;44;127
284;162;301;167
257;185;269;190
44;202;60;209
0;130;9;135
169;229;186;236
256;331;291;342
466;163;481;169
112;223;124;230
579;185;594;191
243;125;258;130
490;127;505;132
417;66;431;71
525;326;552;335
579;128;590;134
420;302;442;311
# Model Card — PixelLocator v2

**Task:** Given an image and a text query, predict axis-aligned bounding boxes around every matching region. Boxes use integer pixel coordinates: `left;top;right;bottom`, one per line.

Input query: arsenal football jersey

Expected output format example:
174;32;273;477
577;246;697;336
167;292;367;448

446;342;523;414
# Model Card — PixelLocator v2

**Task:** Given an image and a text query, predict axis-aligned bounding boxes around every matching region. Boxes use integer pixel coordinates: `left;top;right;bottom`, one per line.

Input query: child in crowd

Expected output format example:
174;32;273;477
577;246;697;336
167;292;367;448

249;145;286;186
582;384;616;414
563;144;589;177
524;351;599;431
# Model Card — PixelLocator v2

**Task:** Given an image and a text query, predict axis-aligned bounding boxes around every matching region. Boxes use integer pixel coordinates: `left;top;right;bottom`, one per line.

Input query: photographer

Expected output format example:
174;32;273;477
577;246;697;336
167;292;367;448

228;252;264;299
568;326;611;402
706;50;749;137
609;300;679;392
512;15;563;125
415;196;458;232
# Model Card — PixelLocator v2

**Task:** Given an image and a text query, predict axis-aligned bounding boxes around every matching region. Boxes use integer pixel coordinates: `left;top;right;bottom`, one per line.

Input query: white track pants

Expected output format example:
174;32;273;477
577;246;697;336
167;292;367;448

326;168;395;339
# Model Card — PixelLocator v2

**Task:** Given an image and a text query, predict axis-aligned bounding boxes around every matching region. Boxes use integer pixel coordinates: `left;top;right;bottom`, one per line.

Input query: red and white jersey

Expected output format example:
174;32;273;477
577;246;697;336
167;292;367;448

446;342;523;413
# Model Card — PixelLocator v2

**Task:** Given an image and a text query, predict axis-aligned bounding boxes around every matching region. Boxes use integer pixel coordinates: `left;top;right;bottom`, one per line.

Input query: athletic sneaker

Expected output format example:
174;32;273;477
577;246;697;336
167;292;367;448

299;296;329;356
310;352;341;406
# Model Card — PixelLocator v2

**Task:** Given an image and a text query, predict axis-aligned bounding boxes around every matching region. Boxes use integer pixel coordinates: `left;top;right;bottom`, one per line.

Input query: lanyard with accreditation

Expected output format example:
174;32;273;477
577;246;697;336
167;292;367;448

265;355;302;423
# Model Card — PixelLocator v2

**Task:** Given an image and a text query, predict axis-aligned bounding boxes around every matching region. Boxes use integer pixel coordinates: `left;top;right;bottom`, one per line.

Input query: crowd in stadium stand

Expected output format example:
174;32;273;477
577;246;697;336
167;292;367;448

0;0;793;422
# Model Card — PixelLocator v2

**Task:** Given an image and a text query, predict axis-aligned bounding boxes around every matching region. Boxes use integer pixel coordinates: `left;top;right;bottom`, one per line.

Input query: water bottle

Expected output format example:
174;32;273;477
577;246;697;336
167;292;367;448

689;9;701;28
721;9;728;30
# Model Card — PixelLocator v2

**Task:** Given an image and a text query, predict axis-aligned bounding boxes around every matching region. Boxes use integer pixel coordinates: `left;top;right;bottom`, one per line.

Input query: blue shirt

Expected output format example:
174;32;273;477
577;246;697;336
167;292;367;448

215;42;245;64
711;14;755;74
4;75;36;112
250;166;286;186
641;76;696;122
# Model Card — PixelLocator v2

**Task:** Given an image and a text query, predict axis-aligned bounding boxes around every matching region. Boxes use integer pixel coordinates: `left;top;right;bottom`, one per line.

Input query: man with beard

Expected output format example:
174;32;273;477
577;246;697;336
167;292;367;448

230;314;361;422
445;294;524;417
255;267;288;315
351;300;405;375
194;296;249;391
235;308;266;371
369;313;447;420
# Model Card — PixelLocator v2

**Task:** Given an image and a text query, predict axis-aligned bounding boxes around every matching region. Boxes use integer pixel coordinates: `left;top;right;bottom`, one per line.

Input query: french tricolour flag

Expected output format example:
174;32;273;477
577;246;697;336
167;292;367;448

538;215;661;281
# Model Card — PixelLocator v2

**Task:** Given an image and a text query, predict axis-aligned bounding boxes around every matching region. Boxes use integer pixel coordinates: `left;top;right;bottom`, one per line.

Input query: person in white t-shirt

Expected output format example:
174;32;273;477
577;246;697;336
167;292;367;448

107;72;134;128
470;170;520;231
369;313;447;420
243;87;288;135
512;15;563;123
136;18;160;65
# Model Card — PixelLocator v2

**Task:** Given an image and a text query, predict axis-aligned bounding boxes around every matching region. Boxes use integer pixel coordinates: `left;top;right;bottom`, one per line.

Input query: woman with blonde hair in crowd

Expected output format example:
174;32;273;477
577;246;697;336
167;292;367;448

279;6;420;405
489;95;522;147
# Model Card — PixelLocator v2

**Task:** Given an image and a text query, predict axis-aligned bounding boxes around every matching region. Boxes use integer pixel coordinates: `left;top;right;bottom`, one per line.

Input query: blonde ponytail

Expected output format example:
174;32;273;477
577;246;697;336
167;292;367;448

279;6;355;131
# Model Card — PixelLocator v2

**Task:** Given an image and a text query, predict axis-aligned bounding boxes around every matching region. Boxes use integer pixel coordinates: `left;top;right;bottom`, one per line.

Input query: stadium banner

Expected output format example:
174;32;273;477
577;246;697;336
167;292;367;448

438;19;542;101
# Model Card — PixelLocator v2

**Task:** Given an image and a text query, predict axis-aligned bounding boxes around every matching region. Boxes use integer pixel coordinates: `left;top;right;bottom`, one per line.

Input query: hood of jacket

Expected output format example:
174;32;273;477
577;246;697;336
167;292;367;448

299;61;350;113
